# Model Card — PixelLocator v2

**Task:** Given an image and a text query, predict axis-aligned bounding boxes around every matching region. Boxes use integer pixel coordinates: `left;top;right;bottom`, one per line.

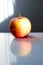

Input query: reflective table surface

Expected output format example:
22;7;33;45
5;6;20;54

0;33;43;65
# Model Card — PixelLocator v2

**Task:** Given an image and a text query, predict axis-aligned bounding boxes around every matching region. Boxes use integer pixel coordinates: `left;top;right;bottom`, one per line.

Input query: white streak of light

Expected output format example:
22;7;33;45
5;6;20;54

7;0;14;16
0;0;15;23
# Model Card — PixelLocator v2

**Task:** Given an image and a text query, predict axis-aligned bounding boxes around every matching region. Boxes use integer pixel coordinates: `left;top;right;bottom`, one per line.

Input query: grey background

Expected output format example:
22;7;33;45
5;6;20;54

0;0;43;32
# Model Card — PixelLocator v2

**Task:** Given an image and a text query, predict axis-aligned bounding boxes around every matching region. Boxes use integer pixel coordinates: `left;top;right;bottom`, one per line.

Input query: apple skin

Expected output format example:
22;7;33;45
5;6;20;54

9;16;31;38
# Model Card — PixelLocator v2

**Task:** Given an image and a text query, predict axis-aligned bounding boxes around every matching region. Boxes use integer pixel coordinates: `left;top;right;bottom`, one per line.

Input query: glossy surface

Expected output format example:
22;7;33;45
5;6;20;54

0;33;43;65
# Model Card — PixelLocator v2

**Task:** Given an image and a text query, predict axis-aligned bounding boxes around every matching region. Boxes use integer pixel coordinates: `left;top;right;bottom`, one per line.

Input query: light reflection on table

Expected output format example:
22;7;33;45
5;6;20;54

10;38;32;56
0;33;43;65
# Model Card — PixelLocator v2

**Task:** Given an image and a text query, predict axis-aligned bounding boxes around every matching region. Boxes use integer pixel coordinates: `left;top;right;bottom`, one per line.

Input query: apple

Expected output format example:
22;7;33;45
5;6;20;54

9;16;31;38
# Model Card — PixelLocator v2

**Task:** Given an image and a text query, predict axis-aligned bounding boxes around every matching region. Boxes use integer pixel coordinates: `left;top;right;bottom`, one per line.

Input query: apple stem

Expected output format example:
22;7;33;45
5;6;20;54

19;12;21;17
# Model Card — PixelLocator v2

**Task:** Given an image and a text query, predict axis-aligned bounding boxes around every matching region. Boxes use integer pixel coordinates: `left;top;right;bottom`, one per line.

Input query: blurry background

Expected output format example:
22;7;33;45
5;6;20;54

0;0;43;32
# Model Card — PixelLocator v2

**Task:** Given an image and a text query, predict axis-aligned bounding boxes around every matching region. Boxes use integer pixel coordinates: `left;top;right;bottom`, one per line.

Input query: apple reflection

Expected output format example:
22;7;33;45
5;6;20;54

10;38;32;56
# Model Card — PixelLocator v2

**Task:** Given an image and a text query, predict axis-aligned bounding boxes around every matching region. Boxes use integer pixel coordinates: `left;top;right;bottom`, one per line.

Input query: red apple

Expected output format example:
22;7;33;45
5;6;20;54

9;16;31;38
